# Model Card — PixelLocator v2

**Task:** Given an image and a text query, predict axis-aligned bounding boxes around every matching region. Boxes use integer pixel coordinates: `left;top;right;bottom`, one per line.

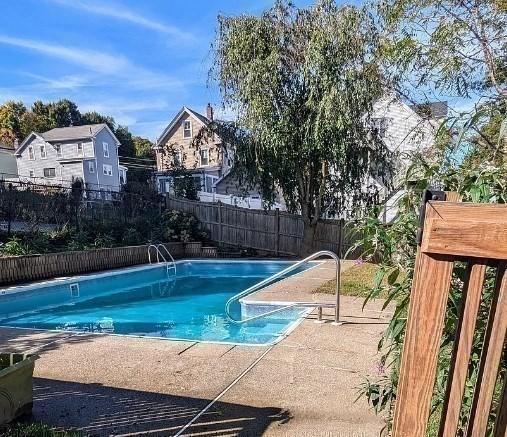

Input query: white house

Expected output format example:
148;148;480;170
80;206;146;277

15;124;127;195
370;95;448;221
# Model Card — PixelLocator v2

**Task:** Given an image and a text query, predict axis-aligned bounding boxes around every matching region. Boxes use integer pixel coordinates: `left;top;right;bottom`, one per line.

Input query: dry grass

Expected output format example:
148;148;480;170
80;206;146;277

317;262;388;299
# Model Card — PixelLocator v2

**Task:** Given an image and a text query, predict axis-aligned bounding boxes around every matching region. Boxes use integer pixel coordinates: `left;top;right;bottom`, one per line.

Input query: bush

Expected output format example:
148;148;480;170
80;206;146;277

0;210;208;256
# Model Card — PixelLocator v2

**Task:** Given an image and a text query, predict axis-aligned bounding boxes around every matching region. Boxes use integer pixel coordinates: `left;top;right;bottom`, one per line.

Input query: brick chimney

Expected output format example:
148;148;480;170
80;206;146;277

206;103;214;121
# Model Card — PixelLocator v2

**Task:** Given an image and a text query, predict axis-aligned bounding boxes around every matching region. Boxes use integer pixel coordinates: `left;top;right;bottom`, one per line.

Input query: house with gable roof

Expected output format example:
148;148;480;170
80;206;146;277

153;104;234;195
15;124;127;194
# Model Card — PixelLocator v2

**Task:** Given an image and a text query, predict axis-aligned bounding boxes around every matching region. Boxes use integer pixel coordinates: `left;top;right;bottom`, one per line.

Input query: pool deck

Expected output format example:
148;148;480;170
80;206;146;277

0;260;392;436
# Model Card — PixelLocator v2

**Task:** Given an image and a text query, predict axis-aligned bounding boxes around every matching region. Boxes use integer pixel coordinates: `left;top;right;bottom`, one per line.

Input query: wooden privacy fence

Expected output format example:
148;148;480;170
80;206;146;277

0;242;209;286
165;196;358;257
392;192;507;437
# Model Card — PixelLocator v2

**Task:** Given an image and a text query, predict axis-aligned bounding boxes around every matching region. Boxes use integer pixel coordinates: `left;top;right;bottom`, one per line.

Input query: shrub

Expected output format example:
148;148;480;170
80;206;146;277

0;210;207;256
0;237;31;256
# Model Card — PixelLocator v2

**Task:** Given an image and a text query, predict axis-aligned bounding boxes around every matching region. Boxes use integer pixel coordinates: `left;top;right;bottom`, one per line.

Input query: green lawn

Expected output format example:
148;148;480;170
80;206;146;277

317;262;388;299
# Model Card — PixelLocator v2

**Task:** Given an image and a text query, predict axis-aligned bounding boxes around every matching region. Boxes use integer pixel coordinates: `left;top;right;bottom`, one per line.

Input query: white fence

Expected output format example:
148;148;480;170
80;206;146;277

197;191;286;211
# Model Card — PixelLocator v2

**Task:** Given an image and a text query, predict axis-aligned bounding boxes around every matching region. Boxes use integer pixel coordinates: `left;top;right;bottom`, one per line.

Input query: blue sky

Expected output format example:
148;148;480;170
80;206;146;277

0;0;321;140
1;0;472;141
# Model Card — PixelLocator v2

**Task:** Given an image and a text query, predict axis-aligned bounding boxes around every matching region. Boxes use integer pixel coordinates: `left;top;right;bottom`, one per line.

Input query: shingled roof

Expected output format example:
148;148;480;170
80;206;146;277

40;124;108;142
410;101;448;120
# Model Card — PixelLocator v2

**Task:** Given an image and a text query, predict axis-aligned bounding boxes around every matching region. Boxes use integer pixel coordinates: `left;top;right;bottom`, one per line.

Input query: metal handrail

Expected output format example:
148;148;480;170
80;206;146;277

147;244;177;275
156;244;176;272
225;250;341;324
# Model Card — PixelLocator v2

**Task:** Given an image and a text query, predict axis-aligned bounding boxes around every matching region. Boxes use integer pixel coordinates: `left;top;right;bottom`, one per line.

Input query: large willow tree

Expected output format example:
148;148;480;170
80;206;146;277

209;0;392;253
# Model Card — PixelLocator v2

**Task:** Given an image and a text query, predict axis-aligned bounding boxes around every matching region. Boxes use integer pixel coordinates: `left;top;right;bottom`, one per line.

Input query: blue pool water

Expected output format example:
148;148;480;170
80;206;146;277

0;261;312;345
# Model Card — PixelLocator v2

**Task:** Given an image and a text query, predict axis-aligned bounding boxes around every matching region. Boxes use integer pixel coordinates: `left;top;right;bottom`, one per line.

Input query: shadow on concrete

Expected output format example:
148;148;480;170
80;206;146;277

0;328;100;355
31;378;291;436
305;313;390;325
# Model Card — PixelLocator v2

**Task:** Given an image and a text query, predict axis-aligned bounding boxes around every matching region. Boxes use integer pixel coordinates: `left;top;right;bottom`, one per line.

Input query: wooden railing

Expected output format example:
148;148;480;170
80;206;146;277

392;192;507;436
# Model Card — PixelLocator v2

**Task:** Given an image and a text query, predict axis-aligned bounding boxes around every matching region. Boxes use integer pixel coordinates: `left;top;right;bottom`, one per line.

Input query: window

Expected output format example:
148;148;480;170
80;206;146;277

183;120;192;138
119;169;125;185
40;144;47;159
103;142;109;158
200;149;209;166
29;170;34;178
204;174;218;193
88;161;95;173
372;118;388;138
174;150;182;166
43;168;56;178
77;142;84;156
103;164;113;176
55;144;62;158
28;146;35;160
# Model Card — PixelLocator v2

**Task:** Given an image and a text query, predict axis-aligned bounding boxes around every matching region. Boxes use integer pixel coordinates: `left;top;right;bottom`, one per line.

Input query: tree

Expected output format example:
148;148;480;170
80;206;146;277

0;101;26;146
171;167;199;200
380;0;507;158
81;111;116;131
114;125;136;157
49;99;82;127
208;0;392;253
133;136;154;158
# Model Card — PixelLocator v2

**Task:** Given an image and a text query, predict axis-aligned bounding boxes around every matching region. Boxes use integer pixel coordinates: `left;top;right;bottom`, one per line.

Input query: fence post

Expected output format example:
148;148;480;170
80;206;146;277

275;208;280;256
218;201;223;245
338;219;344;258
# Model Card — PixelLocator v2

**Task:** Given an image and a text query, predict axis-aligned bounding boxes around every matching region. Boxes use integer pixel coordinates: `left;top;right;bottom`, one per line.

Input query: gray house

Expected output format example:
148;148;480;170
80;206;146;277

15;124;127;194
0;143;18;180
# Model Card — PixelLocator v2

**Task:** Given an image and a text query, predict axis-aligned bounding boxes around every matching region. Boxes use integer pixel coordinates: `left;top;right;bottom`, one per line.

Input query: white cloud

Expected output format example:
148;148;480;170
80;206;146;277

20;73;91;91
79;98;169;115
0;34;130;74
49;0;195;41
0;34;185;92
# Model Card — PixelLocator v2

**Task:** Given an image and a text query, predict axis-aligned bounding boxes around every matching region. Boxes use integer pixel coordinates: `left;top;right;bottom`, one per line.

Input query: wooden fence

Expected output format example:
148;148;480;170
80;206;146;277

392;193;507;436
165;196;359;257
0;242;207;286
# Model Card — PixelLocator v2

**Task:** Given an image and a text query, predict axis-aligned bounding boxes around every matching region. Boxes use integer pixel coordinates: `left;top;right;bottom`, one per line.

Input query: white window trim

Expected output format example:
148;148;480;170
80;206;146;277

77;142;84;157
40;144;47;159
88;161;95;173
183;120;192;139
199;148;209;167
103;142;110;158
55;144;62;158
102;164;113;176
28;146;35;160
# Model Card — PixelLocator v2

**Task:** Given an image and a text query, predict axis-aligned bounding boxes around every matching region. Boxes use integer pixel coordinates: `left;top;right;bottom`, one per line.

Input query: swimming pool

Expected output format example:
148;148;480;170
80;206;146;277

0;260;314;345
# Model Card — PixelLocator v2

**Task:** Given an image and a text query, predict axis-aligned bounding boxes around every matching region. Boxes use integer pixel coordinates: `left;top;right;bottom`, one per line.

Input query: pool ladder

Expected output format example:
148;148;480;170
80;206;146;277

148;244;177;277
225;250;341;325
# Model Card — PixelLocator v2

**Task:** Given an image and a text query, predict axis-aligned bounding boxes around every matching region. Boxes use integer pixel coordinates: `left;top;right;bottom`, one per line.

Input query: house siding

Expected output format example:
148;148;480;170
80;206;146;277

60;162;84;184
372;95;436;158
16;136;54;181
93;128;120;191
156;112;222;172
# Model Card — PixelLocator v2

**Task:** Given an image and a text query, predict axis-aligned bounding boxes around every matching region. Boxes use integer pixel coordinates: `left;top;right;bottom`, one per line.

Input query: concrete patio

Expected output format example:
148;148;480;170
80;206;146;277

0;261;392;436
